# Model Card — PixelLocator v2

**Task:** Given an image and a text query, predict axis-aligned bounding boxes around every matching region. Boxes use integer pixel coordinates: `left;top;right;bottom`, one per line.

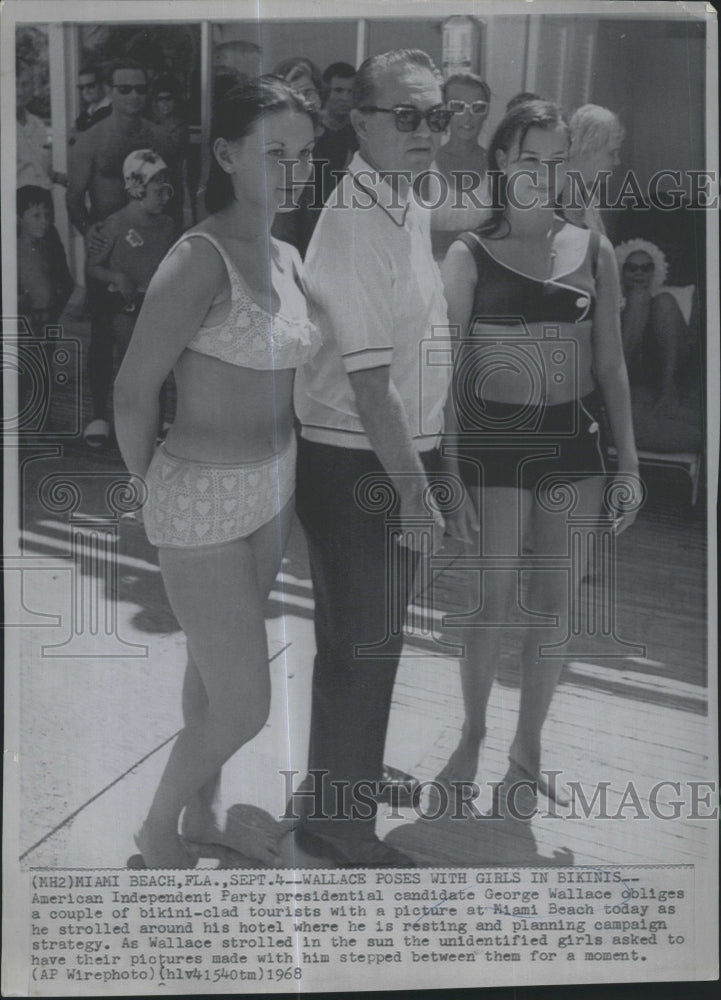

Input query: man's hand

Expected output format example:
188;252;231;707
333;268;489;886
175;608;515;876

86;222;109;258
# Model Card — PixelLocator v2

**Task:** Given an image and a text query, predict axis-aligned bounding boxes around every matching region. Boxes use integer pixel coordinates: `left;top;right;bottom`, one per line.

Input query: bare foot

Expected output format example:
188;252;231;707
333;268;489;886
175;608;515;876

134;819;197;869
434;730;485;789
180;794;225;845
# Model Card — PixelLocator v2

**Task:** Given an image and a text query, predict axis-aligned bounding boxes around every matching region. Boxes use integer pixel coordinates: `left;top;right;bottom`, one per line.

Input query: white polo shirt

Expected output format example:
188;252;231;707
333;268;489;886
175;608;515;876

295;153;452;452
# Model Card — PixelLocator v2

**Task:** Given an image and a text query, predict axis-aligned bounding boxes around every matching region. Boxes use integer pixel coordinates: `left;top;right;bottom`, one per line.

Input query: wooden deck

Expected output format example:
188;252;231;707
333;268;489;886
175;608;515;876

11;314;713;870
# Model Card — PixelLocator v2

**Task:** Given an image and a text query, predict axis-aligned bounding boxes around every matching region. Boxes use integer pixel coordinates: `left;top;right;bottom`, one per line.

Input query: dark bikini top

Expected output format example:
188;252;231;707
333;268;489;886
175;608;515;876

455;222;600;328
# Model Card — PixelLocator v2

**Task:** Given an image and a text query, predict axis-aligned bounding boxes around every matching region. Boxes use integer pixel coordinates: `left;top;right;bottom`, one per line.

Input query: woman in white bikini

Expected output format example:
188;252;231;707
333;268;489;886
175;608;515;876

114;78;320;868
439;100;639;813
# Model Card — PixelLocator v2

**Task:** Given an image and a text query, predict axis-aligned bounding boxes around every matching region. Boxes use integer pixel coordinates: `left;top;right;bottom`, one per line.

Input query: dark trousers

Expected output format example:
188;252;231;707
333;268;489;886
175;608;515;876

295;436;438;840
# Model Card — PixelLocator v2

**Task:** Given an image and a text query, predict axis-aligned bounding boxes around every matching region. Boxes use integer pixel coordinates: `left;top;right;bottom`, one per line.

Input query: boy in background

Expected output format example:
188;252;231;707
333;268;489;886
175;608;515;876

17;185;74;333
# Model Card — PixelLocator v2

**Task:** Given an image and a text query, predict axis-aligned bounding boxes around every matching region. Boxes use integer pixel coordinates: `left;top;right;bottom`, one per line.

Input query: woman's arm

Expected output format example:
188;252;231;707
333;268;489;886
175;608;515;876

114;237;225;479
440;240;480;541
592;236;640;529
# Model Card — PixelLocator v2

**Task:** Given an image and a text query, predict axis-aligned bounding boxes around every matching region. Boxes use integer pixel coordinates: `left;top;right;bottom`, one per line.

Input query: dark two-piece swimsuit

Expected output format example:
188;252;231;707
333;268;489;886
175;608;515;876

448;225;608;491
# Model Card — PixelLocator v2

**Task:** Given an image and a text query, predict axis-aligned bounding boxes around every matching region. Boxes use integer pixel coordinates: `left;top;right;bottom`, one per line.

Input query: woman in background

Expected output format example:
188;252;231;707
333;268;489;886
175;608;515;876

616;237;697;412
564;103;625;235
429;72;491;260
271;57;327;256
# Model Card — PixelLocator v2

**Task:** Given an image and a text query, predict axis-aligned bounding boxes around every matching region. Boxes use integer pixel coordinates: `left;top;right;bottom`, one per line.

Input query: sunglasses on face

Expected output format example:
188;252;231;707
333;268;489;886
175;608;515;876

447;99;489;116
624;261;654;274
113;84;148;96
78;82;98;92
360;104;454;133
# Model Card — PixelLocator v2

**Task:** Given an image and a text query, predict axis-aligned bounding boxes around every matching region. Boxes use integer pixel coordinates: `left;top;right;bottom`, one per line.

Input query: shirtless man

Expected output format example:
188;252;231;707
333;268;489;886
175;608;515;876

66;58;172;447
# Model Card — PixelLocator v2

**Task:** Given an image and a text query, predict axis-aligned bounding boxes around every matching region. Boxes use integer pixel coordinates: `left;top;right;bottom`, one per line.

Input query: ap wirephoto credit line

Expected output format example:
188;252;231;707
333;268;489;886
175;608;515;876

2;0;718;994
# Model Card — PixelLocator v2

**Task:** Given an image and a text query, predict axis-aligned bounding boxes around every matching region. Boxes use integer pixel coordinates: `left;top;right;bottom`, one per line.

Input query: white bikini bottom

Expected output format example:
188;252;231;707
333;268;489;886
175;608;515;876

143;435;296;548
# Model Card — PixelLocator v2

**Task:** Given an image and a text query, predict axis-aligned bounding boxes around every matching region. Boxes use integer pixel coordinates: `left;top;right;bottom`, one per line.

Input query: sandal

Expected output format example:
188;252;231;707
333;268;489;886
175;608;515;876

181;804;282;868
83;418;110;449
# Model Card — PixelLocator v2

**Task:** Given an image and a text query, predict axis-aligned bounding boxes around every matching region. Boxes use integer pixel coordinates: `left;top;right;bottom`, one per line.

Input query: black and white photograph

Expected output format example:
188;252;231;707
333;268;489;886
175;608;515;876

2;0;718;993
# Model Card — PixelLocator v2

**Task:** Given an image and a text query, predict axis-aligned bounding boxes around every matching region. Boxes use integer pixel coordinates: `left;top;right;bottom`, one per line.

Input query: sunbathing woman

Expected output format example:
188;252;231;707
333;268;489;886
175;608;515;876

615;238;697;413
114;79;319;867
438;100;639;810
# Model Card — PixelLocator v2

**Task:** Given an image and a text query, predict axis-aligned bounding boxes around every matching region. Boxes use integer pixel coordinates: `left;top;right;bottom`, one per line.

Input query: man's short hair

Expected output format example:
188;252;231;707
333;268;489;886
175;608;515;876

569;104;625;158
353;49;440;108
106;58;147;87
443;72;490;103
323;61;355;85
78;65;99;82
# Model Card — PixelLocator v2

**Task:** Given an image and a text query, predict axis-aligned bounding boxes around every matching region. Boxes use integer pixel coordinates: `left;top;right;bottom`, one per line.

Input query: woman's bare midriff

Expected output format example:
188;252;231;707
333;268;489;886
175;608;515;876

468;319;596;406
164;350;296;464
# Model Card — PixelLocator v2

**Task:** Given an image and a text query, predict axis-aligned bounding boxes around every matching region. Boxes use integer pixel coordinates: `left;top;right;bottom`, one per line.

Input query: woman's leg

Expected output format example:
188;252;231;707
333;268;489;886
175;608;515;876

138;503;293;867
649;292;687;407
508;475;605;784
179;500;294;847
436;486;532;786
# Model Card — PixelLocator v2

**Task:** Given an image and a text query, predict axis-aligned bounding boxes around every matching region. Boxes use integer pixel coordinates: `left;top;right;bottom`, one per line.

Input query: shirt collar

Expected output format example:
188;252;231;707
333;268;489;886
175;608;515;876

347;152;412;227
89;96;112;114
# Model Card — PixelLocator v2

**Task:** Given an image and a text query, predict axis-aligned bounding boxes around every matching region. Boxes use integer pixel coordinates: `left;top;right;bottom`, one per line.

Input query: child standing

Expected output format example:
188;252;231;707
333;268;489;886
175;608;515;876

84;149;176;446
17;185;74;333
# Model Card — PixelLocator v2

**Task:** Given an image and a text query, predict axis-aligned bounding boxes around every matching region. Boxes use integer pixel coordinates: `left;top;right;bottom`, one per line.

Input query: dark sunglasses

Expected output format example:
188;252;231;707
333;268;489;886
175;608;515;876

113;84;148;96
623;261;654;274
359;104;453;133
447;99;489;116
77;82;99;91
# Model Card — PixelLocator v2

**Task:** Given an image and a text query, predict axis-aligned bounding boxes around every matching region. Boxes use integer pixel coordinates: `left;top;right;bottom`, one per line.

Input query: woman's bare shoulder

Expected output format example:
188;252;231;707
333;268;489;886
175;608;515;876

163;227;226;278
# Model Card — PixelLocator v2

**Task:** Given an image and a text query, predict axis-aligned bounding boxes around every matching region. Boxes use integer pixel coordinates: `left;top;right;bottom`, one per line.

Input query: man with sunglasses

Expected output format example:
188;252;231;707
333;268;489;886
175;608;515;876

292;49;453;867
67;58;173;448
70;65;111;139
67;60;172;234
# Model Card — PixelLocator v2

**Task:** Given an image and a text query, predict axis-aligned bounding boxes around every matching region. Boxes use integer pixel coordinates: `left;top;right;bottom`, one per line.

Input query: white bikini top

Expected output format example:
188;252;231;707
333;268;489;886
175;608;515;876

178;230;321;370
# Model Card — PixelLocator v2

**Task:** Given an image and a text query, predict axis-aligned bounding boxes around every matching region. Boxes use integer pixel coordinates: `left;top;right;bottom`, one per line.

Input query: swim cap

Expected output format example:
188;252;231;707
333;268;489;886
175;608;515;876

123;149;169;198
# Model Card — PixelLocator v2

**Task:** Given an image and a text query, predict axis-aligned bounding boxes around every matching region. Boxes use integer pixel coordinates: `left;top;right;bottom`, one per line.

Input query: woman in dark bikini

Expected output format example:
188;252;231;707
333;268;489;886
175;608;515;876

114;79;320;867
438;100;639;811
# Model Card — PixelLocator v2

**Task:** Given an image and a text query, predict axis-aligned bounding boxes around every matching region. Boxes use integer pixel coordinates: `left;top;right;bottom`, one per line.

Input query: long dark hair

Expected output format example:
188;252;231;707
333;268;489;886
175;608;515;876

205;76;317;214
481;99;567;237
